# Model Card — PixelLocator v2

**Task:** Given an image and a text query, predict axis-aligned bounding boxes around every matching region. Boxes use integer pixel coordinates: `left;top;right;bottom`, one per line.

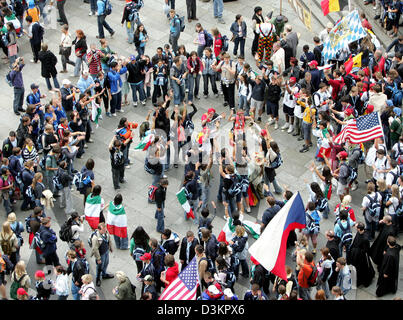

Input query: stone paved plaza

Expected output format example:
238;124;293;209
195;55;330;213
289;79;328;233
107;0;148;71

0;0;402;300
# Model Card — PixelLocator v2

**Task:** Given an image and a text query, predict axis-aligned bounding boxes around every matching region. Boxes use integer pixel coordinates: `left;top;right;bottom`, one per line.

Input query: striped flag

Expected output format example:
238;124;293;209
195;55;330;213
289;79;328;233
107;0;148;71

333;112;384;144
159;256;199;300
217;217;236;244
91;100;102;126
344;52;363;74
84;194;104;230
106;202;128;238
320;0;348;15
176;187;195;219
134;133;154;151
249;192;306;280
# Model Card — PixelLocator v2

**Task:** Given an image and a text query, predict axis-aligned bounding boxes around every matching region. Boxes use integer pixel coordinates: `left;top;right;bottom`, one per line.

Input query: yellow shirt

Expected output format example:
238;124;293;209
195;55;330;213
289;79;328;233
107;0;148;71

303;105;316;123
27;7;40;23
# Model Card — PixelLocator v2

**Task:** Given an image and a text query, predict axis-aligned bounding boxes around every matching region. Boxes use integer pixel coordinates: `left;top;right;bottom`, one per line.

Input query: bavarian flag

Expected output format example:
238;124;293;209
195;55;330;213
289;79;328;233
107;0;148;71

84;193;104;230
249;192;306;280
106;202;128;238
321;0;348;16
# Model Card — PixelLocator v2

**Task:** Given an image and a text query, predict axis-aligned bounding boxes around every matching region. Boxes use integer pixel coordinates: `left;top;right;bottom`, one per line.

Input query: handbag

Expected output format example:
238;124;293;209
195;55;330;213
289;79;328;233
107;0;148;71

59;45;65;55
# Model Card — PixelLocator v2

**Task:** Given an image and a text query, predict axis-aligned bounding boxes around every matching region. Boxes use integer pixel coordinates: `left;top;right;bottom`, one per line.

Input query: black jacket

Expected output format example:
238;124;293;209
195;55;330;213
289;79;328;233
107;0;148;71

179;237;199;264
205;235;218;262
127;60;146;84
155;185;166;209
67;259;86;287
38;50;58;78
31;22;43;45
2;137;15;159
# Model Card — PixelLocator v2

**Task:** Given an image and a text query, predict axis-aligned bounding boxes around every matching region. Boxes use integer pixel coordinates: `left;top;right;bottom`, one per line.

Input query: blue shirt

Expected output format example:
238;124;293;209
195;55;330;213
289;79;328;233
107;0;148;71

107;67;127;94
139;32;146;48
77;76;95;96
27;90;44;115
97;0;106;15
169;16;181;37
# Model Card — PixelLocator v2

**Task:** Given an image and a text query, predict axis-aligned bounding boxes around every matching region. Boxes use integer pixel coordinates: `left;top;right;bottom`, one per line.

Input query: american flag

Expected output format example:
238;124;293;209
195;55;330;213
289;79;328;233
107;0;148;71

333;112;384;144
158;257;200;300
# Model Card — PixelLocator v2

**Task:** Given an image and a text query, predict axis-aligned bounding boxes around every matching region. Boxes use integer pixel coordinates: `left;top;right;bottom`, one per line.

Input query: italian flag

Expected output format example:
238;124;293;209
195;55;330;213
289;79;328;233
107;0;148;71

176;187;195;219
317;128;331;159
217;217;236;244
85;194;103;230
91;100;102;127
243;220;261;240
134;133;154;151
106;202;128;238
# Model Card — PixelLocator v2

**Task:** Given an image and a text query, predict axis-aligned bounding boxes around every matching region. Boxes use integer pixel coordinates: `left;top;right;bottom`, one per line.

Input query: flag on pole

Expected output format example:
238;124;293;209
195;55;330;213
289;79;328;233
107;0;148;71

322;10;367;63
134;133;154;151
320;0;348;16
217;217;236;244
176;187;195;219
159;256;199;300
333;112;384;144
106;202;128;238
84;194;104;230
344;52;363;74
248;192;306;280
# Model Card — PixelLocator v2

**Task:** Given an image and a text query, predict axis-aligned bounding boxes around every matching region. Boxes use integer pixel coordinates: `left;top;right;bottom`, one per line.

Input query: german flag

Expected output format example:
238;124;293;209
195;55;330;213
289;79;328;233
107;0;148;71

321;0;348;16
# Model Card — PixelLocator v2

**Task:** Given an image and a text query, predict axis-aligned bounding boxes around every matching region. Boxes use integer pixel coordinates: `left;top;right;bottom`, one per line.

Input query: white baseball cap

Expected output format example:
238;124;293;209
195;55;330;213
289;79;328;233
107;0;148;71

62;79;71;85
223;288;234;298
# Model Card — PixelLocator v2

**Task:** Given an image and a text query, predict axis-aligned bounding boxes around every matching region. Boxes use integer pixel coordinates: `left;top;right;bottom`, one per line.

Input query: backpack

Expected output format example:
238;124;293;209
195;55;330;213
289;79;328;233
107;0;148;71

87;231;98;248
166;232;180;255
394;200;403;216
126;1;139;21
30;231;46;250
353;147;365;165
25;185;36;202
103;0;112;15
0;255;6;273
316;197;328;213
72;171;91;192
218;34;229;53
132;245;146;261
306;212;319;234
227;174;242;197
219;269;236;289
148;185;158;203
10;273;27;300
269;153;283;169
52;175;63;191
151;245;166;276
307;264;319;287
39;154;49;171
341;163;357;183
26;93;35;106
59;218;74;243
203;30;214;47
175;15;185;32
5;70;13;87
79;257;90;274
10;222;24;247
25;216;33;234
199;256;216;274
366;193;381;218
2;254;14;275
337;221;353;249
0;234;13;256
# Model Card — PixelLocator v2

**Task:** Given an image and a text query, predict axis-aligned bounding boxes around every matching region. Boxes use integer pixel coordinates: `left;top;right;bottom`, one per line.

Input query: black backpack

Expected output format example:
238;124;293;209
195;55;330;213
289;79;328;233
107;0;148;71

59;218;73;243
199;257;216;274
366;193;381;218
337;221;353;249
307;264;319;287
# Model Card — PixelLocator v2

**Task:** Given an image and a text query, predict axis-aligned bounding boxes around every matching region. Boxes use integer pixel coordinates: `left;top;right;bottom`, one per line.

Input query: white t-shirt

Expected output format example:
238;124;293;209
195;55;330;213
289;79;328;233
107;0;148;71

386;167;401;187
372;156;390;180
283;84;299;108
388;196;399;216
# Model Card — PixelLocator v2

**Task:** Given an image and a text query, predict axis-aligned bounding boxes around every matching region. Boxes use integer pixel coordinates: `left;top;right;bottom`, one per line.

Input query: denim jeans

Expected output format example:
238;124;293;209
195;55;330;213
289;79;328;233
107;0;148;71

172;80;185;105
298;286;312;300
13;87;24;113
197;45;205;58
213;0;223;18
188;74;200;102
234;258;249;278
71;280;81;300
96;251;110;281
137;46;145;58
97;14;114;39
155;205;165;233
238;95;248;111
113;234;128;249
45;76;60;90
126;22;135;44
122;143;131;165
169;34;179;54
163;144;171;171
60;186;74;214
90;0;97;14
264;175;283;194
200;184;210;209
223;193;236;218
3;196;12;215
317;280;330;299
203;74;217;95
37;0;49;24
233;37;245;57
152;172;163;186
74;55;86;77
129;81;146;103
110;91;122;114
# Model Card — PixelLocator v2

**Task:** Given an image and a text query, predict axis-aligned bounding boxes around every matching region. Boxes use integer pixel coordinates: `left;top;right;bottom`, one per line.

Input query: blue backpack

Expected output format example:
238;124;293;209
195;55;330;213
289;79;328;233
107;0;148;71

218;35;229;52
103;0;112;15
204;31;214;47
269;153;283;169
151;245;166;276
72;171;91;192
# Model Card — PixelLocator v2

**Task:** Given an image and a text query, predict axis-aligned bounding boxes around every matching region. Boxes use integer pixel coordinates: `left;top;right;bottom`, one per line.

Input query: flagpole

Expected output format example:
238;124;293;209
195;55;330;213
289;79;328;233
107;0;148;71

348;0;351;11
280;0;282;15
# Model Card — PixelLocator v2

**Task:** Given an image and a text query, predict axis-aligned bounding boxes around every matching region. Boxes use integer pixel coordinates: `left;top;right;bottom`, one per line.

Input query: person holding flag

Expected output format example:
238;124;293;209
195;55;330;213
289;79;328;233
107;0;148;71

84;185;105;230
106;193;129;250
115;117;138;169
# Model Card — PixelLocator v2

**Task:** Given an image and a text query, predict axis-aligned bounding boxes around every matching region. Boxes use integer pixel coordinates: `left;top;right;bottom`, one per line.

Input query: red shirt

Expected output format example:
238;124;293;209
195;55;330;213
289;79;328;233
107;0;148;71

86;50;103;75
298;261;315;288
328;78;344;100
164;262;179;287
213;35;223;58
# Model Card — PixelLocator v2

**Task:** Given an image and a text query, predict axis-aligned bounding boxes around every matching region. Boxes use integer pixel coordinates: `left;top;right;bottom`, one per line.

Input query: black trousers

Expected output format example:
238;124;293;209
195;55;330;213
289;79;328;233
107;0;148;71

203;74;218;95
222;82;235;109
152;84;168;104
30;41;41;63
57;0;68;25
45;251;60;267
186;0;196;19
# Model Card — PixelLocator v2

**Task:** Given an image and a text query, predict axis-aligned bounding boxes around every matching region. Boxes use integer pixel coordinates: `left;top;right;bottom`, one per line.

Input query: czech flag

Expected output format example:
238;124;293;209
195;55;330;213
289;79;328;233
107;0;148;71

321;0;348;16
249;192;306;280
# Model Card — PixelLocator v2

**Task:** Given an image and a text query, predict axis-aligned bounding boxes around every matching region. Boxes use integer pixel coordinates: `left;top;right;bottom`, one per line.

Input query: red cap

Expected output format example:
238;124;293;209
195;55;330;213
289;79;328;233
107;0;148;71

308;60;318;67
250;256;260;265
35;270;45;278
289;77;297;83
369;83;376;89
260;129;268;137
337;151;348;159
367;104;374;113
208;108;216;114
140;253;152;261
17;288;28;296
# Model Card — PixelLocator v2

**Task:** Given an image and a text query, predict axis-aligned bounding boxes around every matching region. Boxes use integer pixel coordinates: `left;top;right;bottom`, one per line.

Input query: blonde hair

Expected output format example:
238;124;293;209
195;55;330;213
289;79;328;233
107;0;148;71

235;225;245;237
342;195;352;206
391;184;400;201
81;274;93;284
31;172;43;189
15;261;27;278
115;271;126;283
1;221;13;239
377;179;387;192
7;212;16;223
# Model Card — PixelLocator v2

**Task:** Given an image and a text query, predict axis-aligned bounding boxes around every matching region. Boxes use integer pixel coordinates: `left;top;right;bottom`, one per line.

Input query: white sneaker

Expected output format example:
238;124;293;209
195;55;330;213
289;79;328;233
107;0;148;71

112;113;116;117
274;122;278;130
141;100;146;106
118;109;124;113
281;123;289;130
88;11;93;16
268;118;275;125
287;125;294;133
125;165;131;169
133;102;138;107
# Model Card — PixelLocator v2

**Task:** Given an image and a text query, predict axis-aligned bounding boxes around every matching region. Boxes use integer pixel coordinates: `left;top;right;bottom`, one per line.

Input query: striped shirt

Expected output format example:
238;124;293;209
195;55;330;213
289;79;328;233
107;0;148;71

22;146;39;164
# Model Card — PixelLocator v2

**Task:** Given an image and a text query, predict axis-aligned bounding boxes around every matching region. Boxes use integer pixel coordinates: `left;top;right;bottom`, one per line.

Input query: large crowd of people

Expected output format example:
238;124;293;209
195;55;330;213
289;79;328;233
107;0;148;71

0;0;402;301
